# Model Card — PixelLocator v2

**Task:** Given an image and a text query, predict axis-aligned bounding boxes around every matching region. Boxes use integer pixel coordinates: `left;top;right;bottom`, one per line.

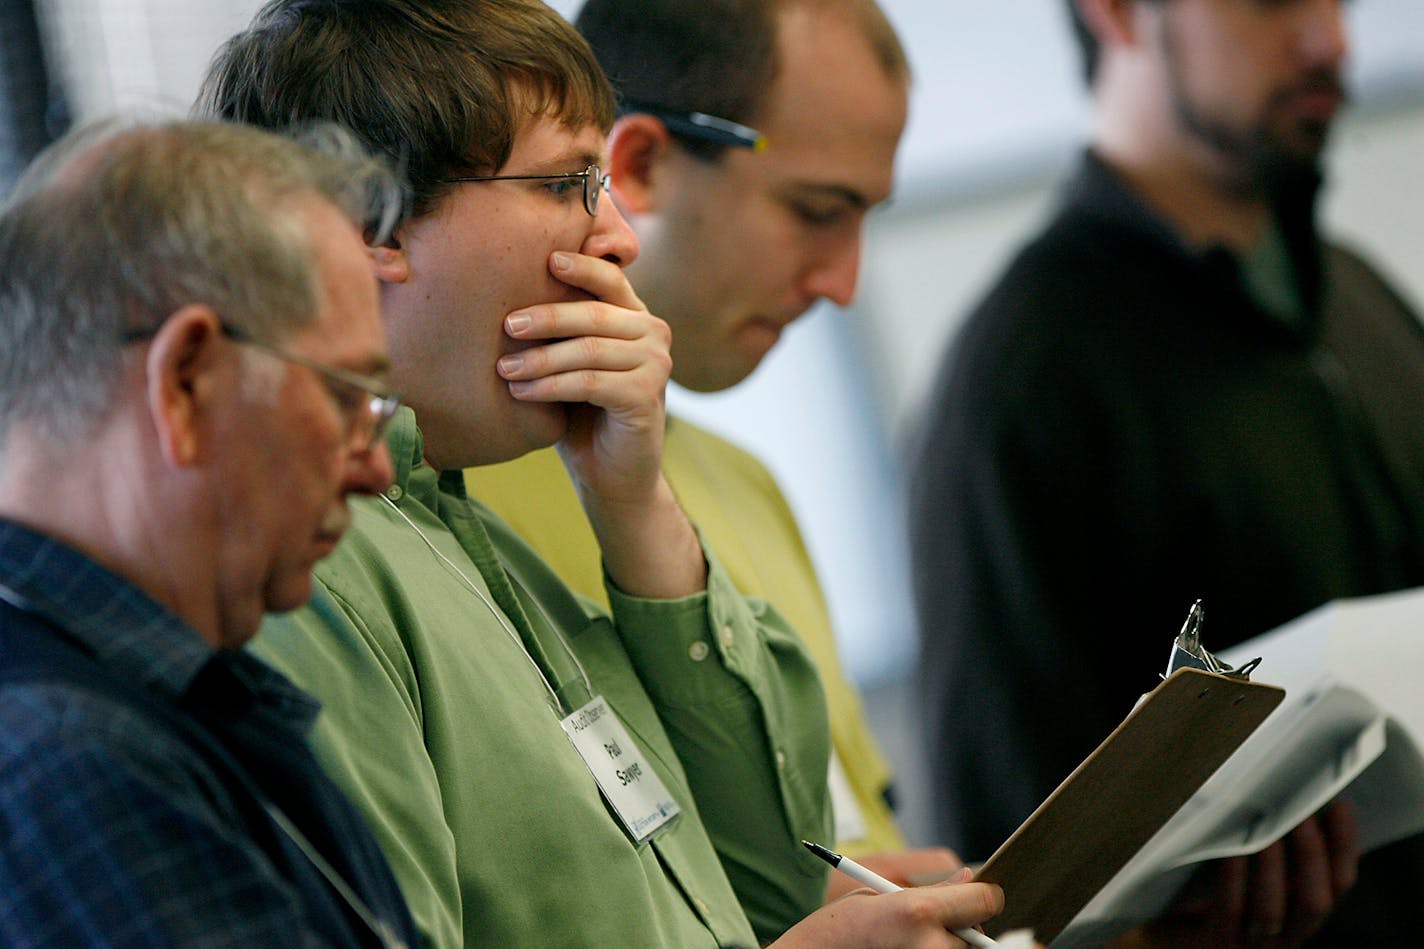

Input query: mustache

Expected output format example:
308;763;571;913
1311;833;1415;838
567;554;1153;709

1276;69;1347;105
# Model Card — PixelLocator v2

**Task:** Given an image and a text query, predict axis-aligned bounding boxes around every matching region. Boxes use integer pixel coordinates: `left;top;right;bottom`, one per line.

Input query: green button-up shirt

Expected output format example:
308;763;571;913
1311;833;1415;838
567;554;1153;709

252;409;831;948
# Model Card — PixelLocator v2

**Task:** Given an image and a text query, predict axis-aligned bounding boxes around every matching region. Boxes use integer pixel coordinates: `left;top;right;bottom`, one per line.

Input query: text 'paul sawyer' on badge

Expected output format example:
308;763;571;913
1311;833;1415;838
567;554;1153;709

561;695;680;843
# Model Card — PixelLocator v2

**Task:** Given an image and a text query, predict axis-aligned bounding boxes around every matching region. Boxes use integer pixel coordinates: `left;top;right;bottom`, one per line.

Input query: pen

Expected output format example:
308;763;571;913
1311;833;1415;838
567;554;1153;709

801;840;998;948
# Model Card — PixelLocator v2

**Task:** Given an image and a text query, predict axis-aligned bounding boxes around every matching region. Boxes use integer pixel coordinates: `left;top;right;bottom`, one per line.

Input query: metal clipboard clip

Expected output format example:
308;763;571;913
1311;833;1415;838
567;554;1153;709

1163;599;1261;681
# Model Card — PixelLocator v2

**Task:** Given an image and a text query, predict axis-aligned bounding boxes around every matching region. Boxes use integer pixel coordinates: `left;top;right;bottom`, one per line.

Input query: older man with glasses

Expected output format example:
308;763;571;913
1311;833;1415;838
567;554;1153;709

0;118;417;946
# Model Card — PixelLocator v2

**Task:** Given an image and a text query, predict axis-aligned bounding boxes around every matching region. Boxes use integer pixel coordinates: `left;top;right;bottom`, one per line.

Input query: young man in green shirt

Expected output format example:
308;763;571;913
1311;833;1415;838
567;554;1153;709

465;0;961;895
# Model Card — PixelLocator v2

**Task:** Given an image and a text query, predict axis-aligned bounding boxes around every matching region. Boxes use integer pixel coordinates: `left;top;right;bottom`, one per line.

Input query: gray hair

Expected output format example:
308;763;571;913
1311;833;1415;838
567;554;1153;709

0;117;405;444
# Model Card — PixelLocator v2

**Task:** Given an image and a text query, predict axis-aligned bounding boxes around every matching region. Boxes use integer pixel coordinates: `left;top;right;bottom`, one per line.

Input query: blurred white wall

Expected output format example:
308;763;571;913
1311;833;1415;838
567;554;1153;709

37;0;257;116
37;0;1424;689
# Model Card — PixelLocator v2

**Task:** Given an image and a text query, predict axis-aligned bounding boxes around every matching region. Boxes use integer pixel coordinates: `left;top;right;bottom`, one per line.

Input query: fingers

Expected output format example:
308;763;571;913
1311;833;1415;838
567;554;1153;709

1143;808;1356;949
826;848;966;901
896;882;1004;944
1283;816;1333;939
494;250;670;410
897;847;967;887
1319;799;1359;896
1241;807;1356;946
1213;854;1250;938
549;248;644;310
933;881;1004;937
1244;838;1288;942
774;881;1003;949
500;319;656;377
503;294;665;350
499;297;671;408
1225;810;1355;947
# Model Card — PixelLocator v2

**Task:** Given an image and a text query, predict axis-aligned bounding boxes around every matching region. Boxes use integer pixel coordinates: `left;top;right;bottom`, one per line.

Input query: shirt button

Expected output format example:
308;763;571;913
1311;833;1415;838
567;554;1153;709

775;748;787;770
385;484;404;501
688;640;710;662
694;896;710;917
718;624;735;649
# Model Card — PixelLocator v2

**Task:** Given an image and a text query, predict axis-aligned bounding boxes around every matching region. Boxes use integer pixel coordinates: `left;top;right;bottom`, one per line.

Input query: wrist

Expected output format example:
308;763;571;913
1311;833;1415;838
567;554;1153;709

585;475;705;598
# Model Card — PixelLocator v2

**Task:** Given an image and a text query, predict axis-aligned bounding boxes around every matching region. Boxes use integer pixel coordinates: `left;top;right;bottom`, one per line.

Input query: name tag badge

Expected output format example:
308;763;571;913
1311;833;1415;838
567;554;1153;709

561;695;681;843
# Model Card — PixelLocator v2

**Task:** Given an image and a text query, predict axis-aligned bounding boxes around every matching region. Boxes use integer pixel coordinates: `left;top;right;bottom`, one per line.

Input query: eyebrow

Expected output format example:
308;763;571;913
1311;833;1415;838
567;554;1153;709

503;148;603;178
783;181;883;211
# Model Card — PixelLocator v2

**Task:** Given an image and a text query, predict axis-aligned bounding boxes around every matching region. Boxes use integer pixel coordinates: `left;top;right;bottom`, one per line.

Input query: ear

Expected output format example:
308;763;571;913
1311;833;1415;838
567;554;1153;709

1075;0;1140;50
144;304;225;468
607;113;676;215
369;234;411;285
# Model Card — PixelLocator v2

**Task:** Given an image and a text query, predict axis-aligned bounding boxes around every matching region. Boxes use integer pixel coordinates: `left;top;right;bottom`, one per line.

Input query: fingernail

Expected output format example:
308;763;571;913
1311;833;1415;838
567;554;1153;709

550;251;573;272
497;354;524;375
506;313;531;334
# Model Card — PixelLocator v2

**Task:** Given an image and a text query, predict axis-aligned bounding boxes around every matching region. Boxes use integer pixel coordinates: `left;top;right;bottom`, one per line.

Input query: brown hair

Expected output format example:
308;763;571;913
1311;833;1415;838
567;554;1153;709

198;0;617;216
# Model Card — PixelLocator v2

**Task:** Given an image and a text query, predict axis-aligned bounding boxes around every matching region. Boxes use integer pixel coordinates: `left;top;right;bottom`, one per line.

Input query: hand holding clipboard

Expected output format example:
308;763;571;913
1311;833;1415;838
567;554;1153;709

973;603;1283;944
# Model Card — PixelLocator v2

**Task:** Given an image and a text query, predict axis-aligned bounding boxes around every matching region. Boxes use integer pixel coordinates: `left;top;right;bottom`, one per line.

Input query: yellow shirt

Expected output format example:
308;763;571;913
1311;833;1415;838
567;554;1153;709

465;417;906;857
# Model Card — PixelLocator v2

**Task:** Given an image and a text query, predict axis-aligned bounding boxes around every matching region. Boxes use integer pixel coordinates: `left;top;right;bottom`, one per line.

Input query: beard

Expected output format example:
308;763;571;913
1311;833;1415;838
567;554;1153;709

1161;23;1346;200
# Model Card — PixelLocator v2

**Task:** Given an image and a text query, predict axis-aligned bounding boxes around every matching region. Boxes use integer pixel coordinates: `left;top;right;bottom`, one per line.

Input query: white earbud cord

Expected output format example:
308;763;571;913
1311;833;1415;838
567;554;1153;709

378;494;593;711
264;802;408;949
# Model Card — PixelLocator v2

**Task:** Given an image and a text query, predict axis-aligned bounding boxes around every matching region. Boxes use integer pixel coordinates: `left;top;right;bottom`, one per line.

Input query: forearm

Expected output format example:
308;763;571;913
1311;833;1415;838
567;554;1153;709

583;471;706;598
609;552;833;940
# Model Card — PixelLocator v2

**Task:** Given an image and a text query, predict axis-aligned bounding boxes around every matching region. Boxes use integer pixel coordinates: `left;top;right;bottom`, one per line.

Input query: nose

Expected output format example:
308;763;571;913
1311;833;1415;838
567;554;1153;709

580;190;640;268
344;440;395;498
1297;0;1349;70
801;231;863;307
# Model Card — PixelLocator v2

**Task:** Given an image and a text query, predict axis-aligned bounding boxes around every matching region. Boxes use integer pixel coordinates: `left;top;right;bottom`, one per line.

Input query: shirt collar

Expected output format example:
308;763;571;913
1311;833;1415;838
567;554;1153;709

0;517;321;729
383;405;424;493
1072;149;1323;250
1071;150;1193;255
379;405;473;510
1071;149;1325;334
0;517;215;699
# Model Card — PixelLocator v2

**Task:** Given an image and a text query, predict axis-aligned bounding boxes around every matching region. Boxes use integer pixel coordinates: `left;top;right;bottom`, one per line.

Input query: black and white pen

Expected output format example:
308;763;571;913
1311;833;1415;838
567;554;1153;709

802;840;998;948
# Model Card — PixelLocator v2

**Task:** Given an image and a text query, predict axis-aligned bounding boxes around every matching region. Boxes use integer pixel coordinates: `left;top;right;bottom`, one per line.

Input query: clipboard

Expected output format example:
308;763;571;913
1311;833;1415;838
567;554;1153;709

975;667;1284;943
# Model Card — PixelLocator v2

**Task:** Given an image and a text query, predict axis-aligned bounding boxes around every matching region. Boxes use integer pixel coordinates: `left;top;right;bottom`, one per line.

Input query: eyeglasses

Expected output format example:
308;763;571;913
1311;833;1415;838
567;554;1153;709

444;164;612;217
617;100;767;152
122;322;401;453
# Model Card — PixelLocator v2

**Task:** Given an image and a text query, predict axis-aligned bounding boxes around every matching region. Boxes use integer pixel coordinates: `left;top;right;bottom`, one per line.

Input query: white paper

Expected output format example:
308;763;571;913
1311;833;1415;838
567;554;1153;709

1055;587;1424;946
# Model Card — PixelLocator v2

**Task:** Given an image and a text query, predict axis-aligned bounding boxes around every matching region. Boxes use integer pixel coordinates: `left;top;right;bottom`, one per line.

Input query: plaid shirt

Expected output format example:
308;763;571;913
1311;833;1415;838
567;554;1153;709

0;519;417;947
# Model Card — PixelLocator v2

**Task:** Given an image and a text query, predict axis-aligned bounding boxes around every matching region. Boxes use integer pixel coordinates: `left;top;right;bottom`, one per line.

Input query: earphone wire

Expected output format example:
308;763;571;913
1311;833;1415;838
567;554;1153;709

379;494;566;711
